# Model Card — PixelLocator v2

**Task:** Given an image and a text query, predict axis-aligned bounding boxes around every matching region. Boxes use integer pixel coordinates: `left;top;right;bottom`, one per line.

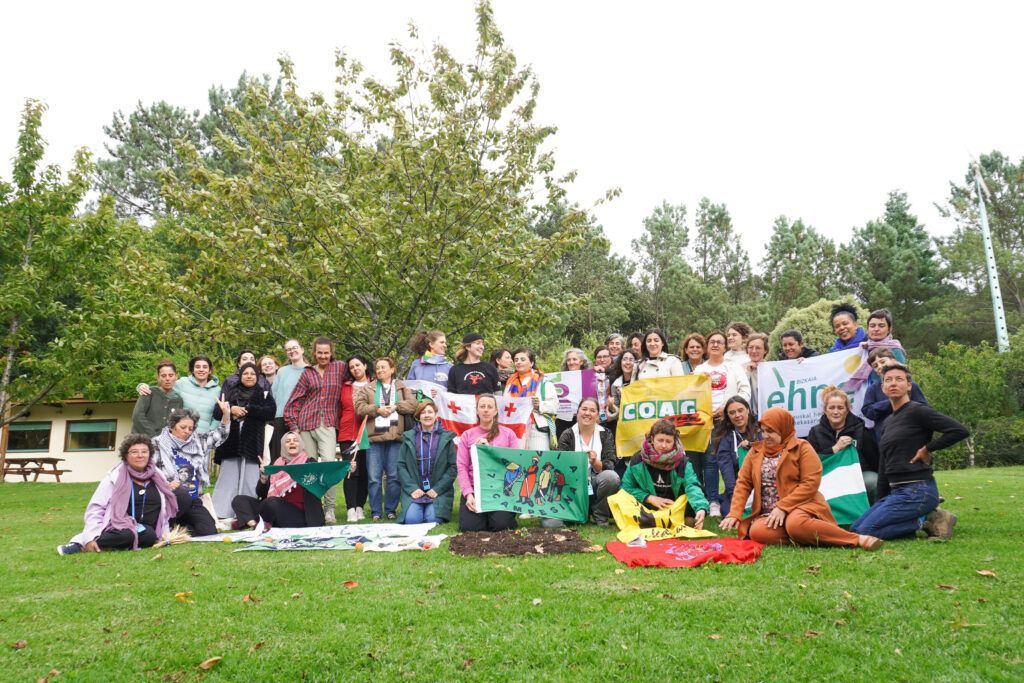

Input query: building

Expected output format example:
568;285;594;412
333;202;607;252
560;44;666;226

3;400;136;482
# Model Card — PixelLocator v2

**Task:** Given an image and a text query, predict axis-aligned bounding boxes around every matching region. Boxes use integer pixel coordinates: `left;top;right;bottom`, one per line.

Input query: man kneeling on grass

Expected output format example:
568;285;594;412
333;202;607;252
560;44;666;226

850;363;968;541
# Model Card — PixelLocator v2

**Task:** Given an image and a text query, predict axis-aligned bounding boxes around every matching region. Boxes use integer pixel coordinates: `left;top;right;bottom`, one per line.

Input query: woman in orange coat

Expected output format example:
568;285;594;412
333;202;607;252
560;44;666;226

719;407;882;550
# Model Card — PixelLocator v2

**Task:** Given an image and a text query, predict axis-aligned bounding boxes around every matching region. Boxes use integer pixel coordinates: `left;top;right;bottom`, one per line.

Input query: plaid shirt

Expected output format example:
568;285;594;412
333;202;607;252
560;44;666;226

284;361;346;432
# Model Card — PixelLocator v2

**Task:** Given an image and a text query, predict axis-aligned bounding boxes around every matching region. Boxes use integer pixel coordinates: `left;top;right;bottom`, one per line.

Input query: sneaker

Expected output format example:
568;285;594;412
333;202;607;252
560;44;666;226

386;512;397;520
923;508;957;540
57;542;82;556
709;502;722;518
355;508;365;521
858;535;883;551
324;510;337;525
372;515;382;522
215;518;235;532
346;508;357;523
540;518;565;529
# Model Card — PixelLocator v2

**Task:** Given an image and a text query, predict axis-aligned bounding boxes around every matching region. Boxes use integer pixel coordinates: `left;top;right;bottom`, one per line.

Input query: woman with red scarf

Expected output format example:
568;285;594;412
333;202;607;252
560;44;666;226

230;431;326;529
720;407;883;550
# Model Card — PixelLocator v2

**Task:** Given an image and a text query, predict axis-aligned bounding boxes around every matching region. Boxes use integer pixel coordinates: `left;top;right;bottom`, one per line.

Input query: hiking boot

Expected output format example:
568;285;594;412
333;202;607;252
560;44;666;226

324;509;337;525
57;542;82;556
709;502;722;518
923;508;957;540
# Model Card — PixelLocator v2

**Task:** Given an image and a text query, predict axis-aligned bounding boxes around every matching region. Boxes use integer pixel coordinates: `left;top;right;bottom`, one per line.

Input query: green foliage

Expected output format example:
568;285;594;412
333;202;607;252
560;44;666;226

767;296;868;357
969;417;1024;468
0;101;163;426
154;5;587;369
630;201;689;331
759;216;841;323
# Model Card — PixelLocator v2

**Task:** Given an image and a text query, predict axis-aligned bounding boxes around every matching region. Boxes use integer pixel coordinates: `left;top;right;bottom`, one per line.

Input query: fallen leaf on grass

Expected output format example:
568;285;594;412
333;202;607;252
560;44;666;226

842;591;853;599
614;569;625;575
707;634;722;640
586;544;603;552
342;581;359;589
954;496;964;500
197;657;222;670
937;584;957;591
121;631;129;638
804;630;821;638
243;594;260;603
834;619;847;626
533;544;545;554
291;592;303;599
247;642;264;654
191;571;201;577
553;534;567;542
895;648;902;656
531;598;542;606
174;591;194;603
975;569;997;578
805;565;821;574
37;668;60;683
798;583;808;589
462;659;474;670
11;640;27;649
977;598;989;604
415;599;426;605
151;553;163;562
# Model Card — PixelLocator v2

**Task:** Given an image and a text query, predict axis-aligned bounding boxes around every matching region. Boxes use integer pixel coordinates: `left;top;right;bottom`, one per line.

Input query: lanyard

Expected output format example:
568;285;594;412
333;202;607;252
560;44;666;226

130;481;149;523
418;429;436;489
578;429;597;453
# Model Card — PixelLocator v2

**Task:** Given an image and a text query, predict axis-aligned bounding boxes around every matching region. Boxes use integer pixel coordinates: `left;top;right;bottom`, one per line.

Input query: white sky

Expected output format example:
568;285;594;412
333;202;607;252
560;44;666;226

3;1;1022;262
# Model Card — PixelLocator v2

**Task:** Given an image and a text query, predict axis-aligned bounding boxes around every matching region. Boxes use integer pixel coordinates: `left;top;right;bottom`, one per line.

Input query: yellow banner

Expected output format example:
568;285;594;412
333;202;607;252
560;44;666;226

615;375;713;457
607;490;717;543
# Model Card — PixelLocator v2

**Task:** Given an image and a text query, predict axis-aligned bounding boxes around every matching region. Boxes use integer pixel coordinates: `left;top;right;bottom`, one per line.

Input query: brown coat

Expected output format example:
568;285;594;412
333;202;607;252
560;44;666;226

728;435;836;540
353;380;418;443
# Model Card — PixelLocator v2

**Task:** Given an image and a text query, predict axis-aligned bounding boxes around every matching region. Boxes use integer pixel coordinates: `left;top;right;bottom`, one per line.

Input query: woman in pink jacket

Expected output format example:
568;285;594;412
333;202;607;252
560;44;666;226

456;394;520;532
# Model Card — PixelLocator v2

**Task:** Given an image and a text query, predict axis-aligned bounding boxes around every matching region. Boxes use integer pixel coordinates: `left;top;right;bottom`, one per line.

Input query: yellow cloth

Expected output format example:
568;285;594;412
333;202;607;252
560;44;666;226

615;376;713;457
607;489;717;543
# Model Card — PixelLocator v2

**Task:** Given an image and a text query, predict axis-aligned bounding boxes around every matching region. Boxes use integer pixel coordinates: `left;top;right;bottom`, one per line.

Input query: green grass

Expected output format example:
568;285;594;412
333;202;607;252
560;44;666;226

2;468;1022;682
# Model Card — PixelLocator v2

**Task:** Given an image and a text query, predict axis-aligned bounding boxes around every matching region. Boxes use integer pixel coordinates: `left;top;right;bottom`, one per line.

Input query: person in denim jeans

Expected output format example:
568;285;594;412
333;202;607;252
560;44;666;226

851;364;968;540
712;396;759;516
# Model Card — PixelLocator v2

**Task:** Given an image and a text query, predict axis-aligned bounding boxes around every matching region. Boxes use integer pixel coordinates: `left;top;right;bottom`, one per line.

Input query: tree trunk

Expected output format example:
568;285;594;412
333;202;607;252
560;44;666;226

965;435;975;468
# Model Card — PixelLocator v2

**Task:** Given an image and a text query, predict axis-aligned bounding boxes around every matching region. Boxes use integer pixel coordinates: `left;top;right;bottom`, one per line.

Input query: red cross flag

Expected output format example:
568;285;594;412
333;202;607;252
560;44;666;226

404;380;531;440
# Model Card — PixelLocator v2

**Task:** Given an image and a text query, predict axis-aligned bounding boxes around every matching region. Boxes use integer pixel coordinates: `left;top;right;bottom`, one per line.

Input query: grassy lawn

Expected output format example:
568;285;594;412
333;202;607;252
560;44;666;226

2;467;1022;682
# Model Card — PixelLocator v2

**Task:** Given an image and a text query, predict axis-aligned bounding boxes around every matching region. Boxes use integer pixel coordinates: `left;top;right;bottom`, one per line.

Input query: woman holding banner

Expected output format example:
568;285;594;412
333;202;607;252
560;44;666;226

719;407;883;550
230;431;326;529
505;347;559;450
397;400;457;525
338;355;373;522
636;330;684;379
556;398;620;525
456;394;520;532
806;386;879;503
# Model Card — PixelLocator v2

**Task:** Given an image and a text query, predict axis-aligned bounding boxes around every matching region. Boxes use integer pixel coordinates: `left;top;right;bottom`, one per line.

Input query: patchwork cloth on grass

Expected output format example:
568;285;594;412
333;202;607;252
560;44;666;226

606;537;765;568
607;489;717;543
191;522;445;552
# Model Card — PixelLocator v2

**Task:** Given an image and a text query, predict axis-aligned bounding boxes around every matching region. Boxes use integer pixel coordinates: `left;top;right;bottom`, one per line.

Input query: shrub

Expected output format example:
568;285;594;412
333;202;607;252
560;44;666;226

768;296;869;357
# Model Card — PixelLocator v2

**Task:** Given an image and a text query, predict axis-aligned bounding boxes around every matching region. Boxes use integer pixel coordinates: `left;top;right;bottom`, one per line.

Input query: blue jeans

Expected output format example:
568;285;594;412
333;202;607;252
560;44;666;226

404;502;439;524
851;479;939;540
716;448;739;514
368;440;401;517
702;441;720;506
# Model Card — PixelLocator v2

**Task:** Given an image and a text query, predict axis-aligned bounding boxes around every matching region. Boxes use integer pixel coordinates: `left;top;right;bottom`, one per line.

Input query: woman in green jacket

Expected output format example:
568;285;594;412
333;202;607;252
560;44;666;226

620;418;709;529
397;400;457;524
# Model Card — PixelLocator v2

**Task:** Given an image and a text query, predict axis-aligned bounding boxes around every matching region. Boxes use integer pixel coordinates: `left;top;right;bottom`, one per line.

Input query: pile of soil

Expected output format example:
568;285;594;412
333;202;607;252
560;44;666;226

449;528;595;557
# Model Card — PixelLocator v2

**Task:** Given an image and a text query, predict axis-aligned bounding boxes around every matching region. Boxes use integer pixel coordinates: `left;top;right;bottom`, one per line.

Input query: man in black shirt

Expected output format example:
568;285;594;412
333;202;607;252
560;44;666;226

850;364;968;541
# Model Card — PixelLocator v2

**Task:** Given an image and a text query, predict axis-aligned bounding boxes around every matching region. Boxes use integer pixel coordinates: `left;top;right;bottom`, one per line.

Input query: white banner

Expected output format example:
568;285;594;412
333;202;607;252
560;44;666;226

756;348;868;436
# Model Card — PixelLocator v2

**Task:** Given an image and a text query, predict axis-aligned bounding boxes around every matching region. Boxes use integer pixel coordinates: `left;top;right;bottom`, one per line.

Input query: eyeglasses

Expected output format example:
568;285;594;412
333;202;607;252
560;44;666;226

708;340;724;345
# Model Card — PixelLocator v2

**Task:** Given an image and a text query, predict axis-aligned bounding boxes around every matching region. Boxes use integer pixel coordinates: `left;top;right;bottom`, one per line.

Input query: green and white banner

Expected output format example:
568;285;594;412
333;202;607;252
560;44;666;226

471;444;590;523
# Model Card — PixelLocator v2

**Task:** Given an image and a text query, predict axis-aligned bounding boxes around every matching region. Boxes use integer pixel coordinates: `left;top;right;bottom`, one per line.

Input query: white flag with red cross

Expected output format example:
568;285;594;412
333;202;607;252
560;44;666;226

405;381;531;440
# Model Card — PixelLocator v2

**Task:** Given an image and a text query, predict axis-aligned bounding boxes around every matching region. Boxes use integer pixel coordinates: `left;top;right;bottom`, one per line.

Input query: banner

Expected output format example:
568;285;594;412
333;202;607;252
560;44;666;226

262;460;350;498
615;375;712;457
736;445;869;525
607;489;717;543
756;348;867;436
544;369;597;420
471;445;589;523
404;380;532;440
606;538;765;568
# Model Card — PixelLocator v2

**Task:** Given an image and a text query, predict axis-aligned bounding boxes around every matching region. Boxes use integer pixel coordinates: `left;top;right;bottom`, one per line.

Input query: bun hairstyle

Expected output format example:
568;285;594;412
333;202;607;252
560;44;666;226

411;330;445;357
830;303;859;323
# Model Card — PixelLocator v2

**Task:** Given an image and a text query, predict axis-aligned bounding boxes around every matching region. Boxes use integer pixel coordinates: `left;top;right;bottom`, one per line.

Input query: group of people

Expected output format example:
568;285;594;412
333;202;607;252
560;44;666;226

57;303;969;556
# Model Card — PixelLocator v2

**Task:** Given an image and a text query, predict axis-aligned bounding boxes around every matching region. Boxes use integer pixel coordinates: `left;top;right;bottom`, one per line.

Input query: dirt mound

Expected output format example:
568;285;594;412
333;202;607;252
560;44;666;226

449;528;595;557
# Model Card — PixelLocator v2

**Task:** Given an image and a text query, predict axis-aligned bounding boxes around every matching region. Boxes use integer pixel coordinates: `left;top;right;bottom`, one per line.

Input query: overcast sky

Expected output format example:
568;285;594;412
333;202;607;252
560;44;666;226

3;1;1022;262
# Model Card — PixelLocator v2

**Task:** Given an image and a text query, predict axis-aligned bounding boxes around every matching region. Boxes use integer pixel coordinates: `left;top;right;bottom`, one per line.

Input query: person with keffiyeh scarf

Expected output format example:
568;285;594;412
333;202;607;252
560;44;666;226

59;435;179;555
397;400;457;524
230;431;326;529
504;347;558;450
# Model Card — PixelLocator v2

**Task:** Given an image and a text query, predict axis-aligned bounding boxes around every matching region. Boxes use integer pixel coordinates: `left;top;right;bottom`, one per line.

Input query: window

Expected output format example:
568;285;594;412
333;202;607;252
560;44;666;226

6;422;52;452
65;420;118;451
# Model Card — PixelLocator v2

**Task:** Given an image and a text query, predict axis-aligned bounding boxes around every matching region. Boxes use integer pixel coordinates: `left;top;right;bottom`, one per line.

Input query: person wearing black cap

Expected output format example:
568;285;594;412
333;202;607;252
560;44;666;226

447;333;500;395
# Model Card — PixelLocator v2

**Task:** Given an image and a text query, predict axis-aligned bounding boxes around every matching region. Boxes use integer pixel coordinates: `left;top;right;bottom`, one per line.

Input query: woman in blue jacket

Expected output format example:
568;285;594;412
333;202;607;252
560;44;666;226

711;396;759;516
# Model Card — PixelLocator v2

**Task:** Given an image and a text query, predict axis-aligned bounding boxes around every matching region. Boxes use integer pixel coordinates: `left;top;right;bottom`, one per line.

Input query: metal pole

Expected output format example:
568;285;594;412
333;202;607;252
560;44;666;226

974;171;1011;352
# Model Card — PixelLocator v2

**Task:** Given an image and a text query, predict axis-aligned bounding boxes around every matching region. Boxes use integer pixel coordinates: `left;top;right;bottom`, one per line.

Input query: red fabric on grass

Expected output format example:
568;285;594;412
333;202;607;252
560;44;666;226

606;538;765;568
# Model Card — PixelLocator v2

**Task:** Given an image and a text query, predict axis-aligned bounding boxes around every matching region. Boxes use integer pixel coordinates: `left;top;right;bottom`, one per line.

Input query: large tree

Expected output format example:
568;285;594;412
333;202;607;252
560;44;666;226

631;201;690;331
0;101;159;435
759;216;841;322
155;2;587;366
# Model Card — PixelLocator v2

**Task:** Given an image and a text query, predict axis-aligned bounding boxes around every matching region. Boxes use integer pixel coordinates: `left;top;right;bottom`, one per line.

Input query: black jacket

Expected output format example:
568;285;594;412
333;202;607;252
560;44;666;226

254;476;326;527
777;347;819;361
557;427;617;474
877;401;968;498
213;389;277;463
805;412;879;472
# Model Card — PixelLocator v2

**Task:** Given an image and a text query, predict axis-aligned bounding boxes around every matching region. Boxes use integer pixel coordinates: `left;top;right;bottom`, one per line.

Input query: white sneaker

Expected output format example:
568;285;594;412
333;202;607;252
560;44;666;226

215;518;235;532
709;502;722;518
324;510;337;525
346;508;357;523
355;507;365;521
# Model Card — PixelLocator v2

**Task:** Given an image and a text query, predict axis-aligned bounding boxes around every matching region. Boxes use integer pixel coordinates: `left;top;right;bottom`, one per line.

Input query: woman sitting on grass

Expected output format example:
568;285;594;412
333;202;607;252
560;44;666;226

719;407;883;550
456;394;520;532
805;386;879;503
231;431;325;530
58;434;179;555
397;400;457;525
618;418;708;530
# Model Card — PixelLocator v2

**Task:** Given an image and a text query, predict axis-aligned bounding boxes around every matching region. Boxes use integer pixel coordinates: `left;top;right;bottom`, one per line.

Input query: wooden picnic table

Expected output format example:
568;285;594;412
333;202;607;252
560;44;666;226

2;456;70;482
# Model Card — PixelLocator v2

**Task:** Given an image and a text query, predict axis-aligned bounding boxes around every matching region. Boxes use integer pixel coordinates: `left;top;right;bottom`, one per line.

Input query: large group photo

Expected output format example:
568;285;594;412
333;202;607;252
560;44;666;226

3;1;1023;681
